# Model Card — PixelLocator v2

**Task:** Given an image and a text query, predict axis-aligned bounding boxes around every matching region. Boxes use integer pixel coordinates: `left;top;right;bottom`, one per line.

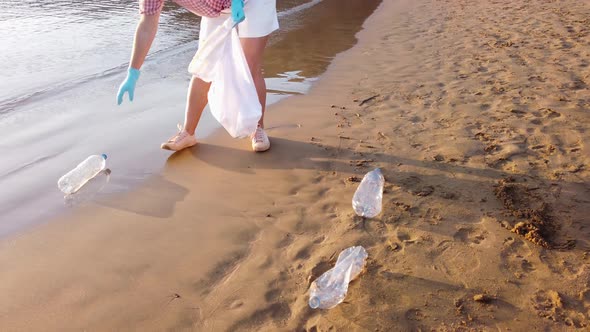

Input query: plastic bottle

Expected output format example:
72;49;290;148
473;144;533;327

309;246;368;309
58;154;107;195
352;168;384;218
64;169;111;206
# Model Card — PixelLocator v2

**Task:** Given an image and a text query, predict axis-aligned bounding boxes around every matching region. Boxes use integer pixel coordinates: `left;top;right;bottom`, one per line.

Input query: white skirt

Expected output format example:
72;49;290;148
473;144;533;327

199;0;279;40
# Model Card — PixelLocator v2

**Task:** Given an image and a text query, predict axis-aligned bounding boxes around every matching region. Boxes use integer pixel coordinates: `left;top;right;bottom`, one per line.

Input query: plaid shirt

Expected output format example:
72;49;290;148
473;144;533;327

139;0;231;17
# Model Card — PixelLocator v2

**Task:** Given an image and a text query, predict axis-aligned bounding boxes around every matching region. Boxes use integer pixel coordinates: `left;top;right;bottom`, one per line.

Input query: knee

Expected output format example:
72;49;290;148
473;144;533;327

241;45;264;73
240;37;268;75
243;52;262;74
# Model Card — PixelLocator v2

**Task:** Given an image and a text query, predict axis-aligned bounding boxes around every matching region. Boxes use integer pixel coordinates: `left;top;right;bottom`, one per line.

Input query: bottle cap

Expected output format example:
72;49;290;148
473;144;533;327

101;154;108;160
309;296;320;309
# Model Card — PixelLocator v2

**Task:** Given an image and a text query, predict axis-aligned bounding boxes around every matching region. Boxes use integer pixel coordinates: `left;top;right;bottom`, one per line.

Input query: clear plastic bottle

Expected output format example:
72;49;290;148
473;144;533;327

309;246;368;309
352;168;384;218
58;154;107;195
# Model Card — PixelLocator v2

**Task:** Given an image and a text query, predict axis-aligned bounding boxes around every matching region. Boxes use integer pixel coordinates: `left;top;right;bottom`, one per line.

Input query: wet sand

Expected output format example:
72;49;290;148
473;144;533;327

0;0;380;237
1;0;590;330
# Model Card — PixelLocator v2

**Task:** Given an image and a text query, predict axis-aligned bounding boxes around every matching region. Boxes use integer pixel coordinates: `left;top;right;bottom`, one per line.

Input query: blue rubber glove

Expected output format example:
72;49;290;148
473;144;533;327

231;0;245;24
117;67;140;105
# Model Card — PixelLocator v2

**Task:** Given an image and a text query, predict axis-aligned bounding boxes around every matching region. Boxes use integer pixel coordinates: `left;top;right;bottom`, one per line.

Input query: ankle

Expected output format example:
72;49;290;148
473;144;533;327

183;126;195;136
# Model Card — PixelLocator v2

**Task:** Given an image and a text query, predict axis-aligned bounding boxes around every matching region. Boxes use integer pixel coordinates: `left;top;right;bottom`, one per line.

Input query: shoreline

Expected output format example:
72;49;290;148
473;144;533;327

1;0;589;330
0;0;381;238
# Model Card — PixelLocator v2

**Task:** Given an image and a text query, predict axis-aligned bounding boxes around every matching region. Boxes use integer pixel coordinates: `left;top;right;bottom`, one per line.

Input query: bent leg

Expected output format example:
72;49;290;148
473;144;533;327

160;76;209;151
183;76;211;135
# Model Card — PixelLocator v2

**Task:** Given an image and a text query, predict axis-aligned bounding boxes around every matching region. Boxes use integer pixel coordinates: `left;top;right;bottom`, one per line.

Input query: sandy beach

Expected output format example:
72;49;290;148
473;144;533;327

1;0;590;330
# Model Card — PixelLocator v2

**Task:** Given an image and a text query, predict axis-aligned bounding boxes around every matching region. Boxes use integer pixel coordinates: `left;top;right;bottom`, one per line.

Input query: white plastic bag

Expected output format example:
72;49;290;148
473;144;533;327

188;17;262;138
188;17;233;82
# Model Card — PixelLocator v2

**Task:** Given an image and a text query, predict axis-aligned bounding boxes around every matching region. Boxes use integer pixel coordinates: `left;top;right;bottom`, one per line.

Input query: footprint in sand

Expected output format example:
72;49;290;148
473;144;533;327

453;227;488;245
528;108;562;127
485;143;527;169
568;140;583;154
276;233;294;249
499;236;536;280
509;109;527;118
539;251;588;277
404;308;425;323
264;288;281;302
400;176;437;197
294;244;313;260
532;289;589;328
294;236;326;261
539;108;562;119
313;236;326;244
397;230;419;245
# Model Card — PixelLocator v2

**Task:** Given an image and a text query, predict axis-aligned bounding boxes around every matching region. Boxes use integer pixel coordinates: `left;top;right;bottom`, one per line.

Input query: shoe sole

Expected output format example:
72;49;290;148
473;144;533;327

161;141;197;151
253;145;270;152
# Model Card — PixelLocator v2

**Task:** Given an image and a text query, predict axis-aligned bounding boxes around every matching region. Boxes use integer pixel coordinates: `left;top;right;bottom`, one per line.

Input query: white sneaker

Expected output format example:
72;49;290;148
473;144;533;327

251;126;270;152
161;124;197;151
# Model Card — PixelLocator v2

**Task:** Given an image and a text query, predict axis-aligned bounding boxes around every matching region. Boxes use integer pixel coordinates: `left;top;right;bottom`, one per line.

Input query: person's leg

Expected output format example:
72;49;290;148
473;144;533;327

163;36;270;151
183;76;211;135
160;76;209;151
161;12;219;151
240;36;269;128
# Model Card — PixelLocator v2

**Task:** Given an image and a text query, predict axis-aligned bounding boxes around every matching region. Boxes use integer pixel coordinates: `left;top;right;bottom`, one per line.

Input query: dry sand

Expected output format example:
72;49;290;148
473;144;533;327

1;0;590;330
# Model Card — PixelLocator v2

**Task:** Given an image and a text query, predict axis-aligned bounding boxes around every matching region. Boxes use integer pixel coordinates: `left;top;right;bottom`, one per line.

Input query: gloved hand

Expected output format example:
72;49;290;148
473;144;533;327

231;0;245;24
116;67;140;105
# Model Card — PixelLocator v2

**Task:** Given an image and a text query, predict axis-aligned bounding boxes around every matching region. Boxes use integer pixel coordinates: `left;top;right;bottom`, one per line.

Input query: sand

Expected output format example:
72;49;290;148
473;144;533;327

1;0;590;330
